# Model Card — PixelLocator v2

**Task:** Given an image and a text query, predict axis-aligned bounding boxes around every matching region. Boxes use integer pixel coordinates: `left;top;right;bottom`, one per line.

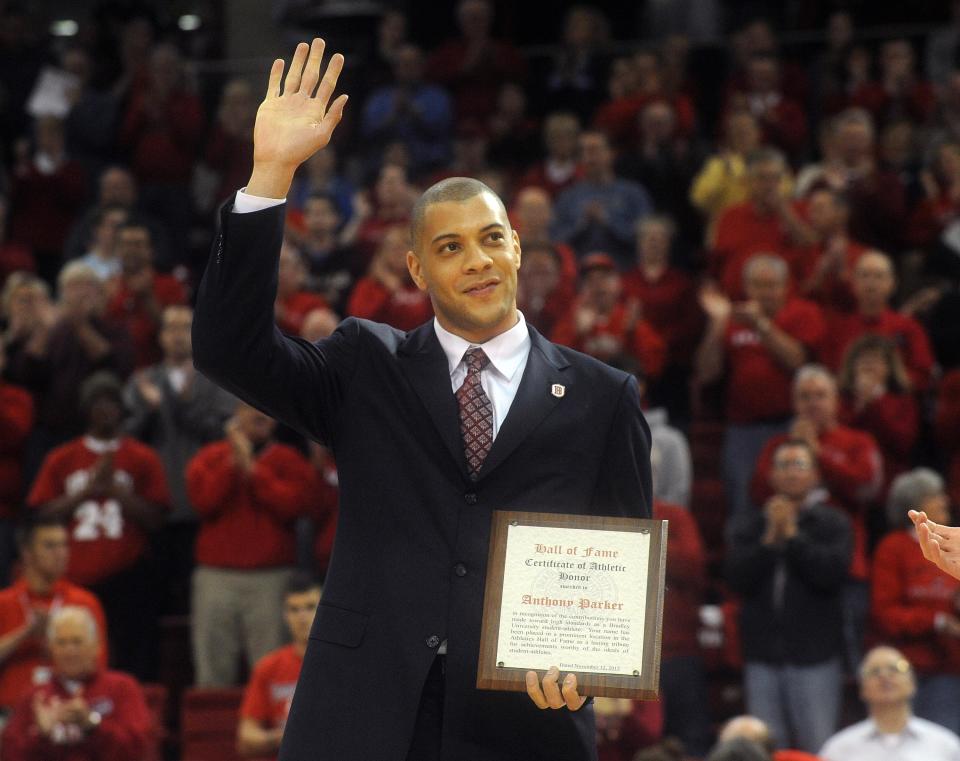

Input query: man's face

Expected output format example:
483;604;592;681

852;254;895;308
794;375;837;429
580;134;612;177
278;246;306;293
50;617;100;681
514;188;552;237
92;209;128;255
379;226;411;275
545;119;579;160
160;306;192;361
744;265;787;314
638;223;670;264
747;58;778;92
394;45;422;86
99;169;136;207
860;648;915;709
303;198;340;235
519;248;559;299
837;122;873;164
117;227;153;275
236;404;276;446
60;277;103;317
284;588;321;645
87;395;123;435
24;526;69;580
807;191;841;235
581;268;621;313
770;445;818;500
407;192;521;344
748;160;783;205
376;166;409;208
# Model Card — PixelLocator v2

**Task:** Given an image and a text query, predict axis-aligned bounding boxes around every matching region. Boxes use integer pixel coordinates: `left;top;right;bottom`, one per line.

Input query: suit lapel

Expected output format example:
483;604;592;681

477;327;570;480
397;322;470;480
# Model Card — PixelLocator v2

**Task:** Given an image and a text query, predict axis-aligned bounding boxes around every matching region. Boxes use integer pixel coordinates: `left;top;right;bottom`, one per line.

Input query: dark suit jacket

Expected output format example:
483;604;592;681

193;201;653;761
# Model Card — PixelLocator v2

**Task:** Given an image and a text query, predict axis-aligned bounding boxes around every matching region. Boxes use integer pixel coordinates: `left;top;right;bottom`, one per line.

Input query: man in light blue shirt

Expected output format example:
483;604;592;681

820;646;960;761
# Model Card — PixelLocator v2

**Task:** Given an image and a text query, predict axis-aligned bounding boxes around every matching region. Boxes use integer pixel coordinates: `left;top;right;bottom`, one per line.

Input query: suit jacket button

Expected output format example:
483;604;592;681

454;563;467;577
464;492;478;505
426;635;441;648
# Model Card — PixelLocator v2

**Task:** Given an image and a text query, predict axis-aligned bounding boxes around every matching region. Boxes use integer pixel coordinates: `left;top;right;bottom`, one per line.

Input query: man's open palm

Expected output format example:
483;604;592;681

253;38;348;173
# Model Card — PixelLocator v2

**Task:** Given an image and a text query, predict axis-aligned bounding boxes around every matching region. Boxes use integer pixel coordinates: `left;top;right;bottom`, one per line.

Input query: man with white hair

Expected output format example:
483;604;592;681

1;606;151;761
696;253;826;515
819;646;960;761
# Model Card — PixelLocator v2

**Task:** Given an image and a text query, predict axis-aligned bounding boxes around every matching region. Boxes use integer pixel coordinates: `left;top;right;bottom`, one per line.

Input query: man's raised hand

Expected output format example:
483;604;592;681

910;509;960;582
247;38;348;198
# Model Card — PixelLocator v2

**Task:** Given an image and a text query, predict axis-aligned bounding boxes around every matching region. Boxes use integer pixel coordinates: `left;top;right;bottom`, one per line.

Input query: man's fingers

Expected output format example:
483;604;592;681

299;38;326;98
266;58;284;99
315;53;345;113
561;673;587;711
525;670;549;709
542;667;565;709
321;93;349;135
283;42;310;94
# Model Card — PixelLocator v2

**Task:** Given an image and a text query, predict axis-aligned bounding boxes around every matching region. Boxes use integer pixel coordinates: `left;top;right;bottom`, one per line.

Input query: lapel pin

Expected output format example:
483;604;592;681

551;384;565;398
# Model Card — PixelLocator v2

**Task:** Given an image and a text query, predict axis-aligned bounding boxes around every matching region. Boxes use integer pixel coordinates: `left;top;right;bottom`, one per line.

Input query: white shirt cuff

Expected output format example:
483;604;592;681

233;187;286;214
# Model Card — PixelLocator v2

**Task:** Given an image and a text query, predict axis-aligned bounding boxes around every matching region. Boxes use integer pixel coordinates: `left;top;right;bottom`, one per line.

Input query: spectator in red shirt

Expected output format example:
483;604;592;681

1;605;151;761
425;0;526;129
594;696;663;761
850;39;936;129
237;572;321;760
726;53;808;162
7;116;87;286
695;254;825;515
872;469;960;735
347;225;432;330
517;242;572;338
710;148;815;299
292;194;359;314
518;112;583;198
821;250;935;391
799;188;868;311
0;515;107;714
551;253;666;378
274;244;328;336
104;221;187;369
348;164;415;264
0;339;32;584
837;335;919;487
118;42;204;261
719;715;825;761
509;186;578;284
622;215;704;387
27;372;168;680
908;140;960;250
0;197;34;282
186;403;317;686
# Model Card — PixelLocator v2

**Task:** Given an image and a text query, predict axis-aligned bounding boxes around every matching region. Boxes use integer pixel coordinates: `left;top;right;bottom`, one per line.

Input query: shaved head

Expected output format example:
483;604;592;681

411;177;507;250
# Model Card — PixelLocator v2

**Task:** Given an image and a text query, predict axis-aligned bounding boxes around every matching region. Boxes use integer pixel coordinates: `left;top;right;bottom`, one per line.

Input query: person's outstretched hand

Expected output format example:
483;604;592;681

247;38;348;198
910;509;960;581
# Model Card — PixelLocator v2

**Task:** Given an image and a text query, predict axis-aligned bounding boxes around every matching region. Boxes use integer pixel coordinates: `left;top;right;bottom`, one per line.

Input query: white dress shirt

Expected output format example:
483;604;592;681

819;717;960;761
433;314;530;439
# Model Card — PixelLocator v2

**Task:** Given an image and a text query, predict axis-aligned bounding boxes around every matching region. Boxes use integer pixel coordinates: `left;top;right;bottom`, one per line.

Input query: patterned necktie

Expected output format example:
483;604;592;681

456;348;494;481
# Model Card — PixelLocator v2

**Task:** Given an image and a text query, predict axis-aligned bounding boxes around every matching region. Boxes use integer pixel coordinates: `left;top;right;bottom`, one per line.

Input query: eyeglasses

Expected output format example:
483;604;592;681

861;659;911;679
773;459;813;471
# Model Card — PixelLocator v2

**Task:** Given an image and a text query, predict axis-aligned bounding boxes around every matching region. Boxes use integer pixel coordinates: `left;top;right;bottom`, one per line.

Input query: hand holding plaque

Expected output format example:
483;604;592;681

477;511;667;700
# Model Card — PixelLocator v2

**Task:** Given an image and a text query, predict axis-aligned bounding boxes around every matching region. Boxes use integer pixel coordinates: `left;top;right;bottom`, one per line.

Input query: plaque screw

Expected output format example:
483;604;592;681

510;521;518;526
497;661;504;667
633;670;640;676
640;528;650;534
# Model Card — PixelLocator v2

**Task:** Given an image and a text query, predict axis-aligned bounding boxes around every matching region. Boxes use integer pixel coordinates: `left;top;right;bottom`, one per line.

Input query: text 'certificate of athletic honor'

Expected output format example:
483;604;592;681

497;524;649;676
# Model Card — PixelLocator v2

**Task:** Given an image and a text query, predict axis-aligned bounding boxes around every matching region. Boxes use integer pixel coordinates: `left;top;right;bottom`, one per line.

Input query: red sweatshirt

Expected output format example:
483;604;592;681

187;441;317;569
751;425;883;580
1;669;152;761
622;267;704;366
551;303;667;379
821;308;935;392
346;278;433;332
0;578;108;709
654;501;706;659
27;437;170;586
839;392;918;488
105;274;187;369
871;529;960;675
276;290;329;336
0;382;33;520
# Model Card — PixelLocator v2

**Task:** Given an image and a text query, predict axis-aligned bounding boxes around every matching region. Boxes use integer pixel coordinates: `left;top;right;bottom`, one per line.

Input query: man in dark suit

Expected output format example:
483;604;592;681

192;39;652;761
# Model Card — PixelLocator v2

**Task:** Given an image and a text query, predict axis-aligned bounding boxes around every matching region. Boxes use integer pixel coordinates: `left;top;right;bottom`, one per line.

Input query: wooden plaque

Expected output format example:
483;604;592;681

477;510;667;700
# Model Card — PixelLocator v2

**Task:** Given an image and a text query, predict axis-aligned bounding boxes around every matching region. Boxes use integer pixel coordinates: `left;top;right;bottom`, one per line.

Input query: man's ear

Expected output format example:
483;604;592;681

406;250;428;291
512;229;522;271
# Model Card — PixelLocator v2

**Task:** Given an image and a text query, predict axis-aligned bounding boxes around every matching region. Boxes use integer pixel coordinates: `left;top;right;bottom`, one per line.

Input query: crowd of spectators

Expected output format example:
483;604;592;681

2;0;960;759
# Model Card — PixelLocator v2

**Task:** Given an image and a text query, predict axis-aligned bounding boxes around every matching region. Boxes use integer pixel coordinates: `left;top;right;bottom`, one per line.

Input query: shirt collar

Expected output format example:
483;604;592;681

866;716;920;740
83;436;121;454
434;311;531;382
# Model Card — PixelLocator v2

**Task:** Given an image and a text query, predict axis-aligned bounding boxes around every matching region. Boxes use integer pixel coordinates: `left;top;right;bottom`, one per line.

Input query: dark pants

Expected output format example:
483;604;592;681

660;655;713;756
406;655;445;761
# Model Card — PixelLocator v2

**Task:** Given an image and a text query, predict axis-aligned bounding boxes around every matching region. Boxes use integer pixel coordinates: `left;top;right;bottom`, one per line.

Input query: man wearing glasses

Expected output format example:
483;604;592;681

726;439;852;753
819;646;960;760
